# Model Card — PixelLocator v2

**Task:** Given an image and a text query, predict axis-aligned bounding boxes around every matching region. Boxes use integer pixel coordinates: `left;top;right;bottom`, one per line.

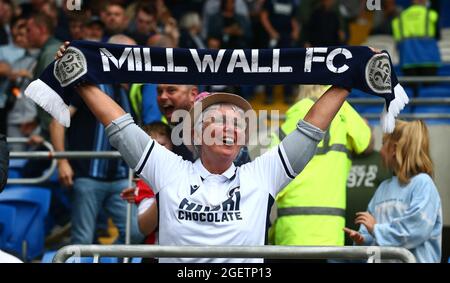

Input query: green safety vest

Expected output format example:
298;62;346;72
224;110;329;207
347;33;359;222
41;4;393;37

129;84;144;125
392;5;440;68
269;98;371;246
392;5;438;42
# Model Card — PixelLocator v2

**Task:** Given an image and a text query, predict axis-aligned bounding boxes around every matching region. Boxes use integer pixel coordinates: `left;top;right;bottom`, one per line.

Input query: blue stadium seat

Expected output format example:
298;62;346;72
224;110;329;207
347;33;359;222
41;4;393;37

8;159;27;169
418;86;450;97
413;105;450;124
66;256;119;263
7;159;28;180
348;89;368;98
348;89;385;114
41;250;141;263
42;250;120;263
0;187;51;261
48;168;59;183
131;257;142;263
7;169;22;179
394;65;403;76
41;250;57;263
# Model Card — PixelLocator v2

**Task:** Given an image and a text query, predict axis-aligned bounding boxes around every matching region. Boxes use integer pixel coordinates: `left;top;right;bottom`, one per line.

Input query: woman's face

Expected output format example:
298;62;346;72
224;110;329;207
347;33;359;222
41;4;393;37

380;136;395;169
199;106;245;163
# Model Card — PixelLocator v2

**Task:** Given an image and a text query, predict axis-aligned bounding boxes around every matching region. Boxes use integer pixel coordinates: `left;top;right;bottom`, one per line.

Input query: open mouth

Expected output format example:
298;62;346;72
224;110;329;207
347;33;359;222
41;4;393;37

162;105;175;116
223;137;235;145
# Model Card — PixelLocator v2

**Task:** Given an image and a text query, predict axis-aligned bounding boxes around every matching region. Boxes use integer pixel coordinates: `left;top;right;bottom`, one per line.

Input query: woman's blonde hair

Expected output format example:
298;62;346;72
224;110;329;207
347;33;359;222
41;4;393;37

384;120;434;185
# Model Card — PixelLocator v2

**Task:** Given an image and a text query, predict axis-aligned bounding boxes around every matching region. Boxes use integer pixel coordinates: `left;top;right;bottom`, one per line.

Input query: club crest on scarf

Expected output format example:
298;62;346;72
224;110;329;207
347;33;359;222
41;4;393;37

365;53;392;94
53;47;87;87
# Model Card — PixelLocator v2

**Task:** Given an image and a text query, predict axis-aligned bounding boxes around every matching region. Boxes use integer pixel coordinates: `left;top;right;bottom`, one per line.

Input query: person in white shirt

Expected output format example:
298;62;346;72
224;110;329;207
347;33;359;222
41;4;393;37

56;42;354;263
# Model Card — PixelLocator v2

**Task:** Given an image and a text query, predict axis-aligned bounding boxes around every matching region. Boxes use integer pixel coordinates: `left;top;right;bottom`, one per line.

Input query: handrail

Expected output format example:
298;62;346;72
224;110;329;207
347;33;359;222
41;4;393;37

10;151;121;159
398;76;450;83
6;138;58;185
362;113;450;119
52;245;417;263
262;113;450;121
7;146;122;184
347;97;450;105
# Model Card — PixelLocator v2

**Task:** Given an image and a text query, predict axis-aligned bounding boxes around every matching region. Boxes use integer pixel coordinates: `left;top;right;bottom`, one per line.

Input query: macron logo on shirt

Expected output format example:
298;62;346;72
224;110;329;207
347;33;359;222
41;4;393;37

190;185;199;195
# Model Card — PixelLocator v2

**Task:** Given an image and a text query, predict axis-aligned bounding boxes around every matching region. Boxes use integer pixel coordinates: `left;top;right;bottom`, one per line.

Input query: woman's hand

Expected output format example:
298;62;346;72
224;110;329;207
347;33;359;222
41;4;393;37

343;227;365;245
355;212;377;234
55;41;70;60
120;187;136;204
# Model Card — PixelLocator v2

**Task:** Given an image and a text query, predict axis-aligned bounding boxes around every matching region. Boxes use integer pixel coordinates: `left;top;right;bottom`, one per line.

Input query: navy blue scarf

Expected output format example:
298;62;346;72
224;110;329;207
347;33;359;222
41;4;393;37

25;40;408;132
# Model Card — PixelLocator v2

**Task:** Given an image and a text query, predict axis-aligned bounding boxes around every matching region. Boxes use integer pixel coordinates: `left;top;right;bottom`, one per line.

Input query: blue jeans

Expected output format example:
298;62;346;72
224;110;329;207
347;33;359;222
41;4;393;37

71;178;143;244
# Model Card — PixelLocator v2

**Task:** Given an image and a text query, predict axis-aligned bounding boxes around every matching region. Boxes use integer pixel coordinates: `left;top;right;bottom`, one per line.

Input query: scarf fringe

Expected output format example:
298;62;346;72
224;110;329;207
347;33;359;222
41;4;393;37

24;79;71;127
380;83;409;133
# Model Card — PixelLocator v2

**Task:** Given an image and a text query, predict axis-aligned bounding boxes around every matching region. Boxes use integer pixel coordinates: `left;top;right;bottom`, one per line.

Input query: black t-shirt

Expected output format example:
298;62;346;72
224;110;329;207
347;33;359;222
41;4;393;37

263;0;297;34
305;7;342;46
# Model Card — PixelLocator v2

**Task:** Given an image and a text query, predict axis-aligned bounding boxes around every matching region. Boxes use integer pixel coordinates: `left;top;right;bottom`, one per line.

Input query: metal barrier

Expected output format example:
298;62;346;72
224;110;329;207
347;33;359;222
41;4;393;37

52;245;417;263
7;149;121;184
258;98;450;122
6;137;58;185
6;147;133;248
398;76;450;83
347;97;450;120
348;97;450;105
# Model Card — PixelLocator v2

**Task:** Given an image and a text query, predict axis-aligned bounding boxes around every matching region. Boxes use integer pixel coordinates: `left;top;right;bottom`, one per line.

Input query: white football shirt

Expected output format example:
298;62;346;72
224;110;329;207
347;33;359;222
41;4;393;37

135;140;296;263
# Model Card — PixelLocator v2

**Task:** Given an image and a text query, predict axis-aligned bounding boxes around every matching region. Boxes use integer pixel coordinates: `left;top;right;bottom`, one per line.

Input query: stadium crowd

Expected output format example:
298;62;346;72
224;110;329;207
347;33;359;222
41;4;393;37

0;0;447;263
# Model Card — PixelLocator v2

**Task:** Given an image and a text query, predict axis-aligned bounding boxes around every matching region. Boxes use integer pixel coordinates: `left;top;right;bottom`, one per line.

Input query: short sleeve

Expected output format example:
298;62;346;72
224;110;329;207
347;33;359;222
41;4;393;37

241;144;294;197
135;140;191;194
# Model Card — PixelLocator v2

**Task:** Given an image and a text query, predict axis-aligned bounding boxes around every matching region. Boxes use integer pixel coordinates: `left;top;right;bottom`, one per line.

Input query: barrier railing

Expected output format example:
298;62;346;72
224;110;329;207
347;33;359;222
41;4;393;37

347;97;450;105
258;98;450;122
7;148;121;185
348;97;450;120
6;147;133;250
6;137;58;185
52;245;417;263
398;76;450;83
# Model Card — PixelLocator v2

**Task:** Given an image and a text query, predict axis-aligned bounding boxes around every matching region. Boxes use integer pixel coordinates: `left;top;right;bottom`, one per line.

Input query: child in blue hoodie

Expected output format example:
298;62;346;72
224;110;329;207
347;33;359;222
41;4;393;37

344;120;442;263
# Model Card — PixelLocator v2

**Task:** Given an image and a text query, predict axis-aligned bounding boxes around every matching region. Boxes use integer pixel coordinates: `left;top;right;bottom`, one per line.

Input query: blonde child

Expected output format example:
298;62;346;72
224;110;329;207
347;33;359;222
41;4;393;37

344;120;442;263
